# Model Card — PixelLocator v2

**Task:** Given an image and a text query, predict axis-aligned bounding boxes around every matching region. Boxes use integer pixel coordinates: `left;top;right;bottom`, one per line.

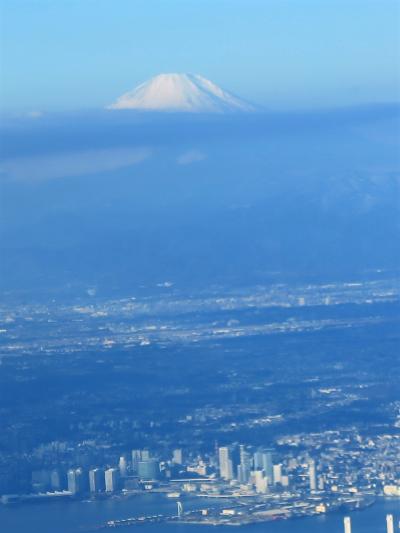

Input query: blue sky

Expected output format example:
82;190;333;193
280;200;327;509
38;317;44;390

0;0;399;112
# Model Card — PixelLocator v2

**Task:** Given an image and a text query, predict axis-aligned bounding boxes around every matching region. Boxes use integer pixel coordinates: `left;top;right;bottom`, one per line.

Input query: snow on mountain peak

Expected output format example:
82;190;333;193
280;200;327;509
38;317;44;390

107;73;256;113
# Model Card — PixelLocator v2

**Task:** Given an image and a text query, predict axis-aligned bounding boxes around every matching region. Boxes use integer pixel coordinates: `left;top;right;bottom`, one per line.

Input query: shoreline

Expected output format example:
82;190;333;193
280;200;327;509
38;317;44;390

96;493;380;529
0;491;398;533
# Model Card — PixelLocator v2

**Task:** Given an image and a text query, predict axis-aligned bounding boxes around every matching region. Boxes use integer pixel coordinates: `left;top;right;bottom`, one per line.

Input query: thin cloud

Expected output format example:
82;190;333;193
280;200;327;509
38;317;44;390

26;111;44;119
1;147;151;182
177;149;206;165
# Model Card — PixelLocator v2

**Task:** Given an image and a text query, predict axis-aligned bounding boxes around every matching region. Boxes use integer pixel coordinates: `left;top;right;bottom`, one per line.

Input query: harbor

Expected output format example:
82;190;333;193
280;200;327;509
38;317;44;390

95;493;379;529
0;491;398;533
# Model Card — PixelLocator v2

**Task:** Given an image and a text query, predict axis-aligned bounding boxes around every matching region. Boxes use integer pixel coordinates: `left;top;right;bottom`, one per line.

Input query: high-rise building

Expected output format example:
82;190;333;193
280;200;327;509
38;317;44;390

281;475;289;487
172;449;183;464
137;460;160;480
253;451;263;470
344;516;352;533
141;450;151;461
118;456;128;478
253;470;268;494
309;461;317;491
218;447;234;480
50;470;63;491
105;468;119;493
131;450;141;474
89;468;105;493
239;445;251;467
237;463;250;484
261;450;274;483
237;445;251;483
272;464;282;484
67;468;84;495
386;514;394;533
253;449;274;483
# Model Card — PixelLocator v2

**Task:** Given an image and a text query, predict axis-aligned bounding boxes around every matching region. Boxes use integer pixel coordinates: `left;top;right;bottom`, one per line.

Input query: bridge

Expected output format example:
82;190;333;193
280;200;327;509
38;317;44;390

99;501;190;528
104;514;166;528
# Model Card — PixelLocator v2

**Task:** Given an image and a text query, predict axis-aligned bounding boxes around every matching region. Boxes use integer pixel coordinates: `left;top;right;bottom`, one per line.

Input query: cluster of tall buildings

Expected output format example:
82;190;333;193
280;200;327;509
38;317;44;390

218;445;319;494
63;447;188;496
66;448;168;495
67;467;120;495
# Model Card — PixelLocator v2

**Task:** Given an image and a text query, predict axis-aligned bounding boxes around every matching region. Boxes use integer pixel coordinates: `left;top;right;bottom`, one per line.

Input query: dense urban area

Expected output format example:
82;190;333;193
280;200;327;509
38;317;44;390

0;273;399;529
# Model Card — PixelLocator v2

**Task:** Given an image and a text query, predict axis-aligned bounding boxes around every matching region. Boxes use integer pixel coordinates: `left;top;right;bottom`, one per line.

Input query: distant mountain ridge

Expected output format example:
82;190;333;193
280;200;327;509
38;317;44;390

107;73;257;113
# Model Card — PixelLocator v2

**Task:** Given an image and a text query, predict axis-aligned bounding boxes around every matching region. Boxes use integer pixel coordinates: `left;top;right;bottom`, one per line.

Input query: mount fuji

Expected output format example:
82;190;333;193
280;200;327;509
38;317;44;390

107;73;257;113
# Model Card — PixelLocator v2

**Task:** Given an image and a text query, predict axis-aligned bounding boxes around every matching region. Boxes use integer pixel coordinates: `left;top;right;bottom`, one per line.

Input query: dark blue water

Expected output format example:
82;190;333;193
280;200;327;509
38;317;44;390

0;494;398;533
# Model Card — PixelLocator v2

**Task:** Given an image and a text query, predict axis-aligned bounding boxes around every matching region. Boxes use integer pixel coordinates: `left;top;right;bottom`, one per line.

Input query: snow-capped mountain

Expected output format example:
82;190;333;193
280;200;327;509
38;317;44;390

107;73;256;113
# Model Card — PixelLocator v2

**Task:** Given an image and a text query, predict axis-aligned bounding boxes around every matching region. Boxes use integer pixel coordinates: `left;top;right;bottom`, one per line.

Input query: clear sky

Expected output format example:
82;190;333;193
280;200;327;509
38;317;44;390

0;0;399;112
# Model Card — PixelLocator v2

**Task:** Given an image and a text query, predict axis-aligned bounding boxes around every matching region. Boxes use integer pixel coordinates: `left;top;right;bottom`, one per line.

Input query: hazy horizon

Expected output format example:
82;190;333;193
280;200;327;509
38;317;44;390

1;0;400;113
0;3;399;533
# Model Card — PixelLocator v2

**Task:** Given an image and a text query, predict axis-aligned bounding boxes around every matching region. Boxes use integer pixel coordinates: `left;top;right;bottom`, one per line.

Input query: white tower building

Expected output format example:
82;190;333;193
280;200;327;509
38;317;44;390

172;449;183;464
105;468;119;492
89;468;104;493
309;461;317;491
67;468;84;495
253;470;268;494
386;514;394;533
273;463;282;484
218;447;233;480
118;456;128;477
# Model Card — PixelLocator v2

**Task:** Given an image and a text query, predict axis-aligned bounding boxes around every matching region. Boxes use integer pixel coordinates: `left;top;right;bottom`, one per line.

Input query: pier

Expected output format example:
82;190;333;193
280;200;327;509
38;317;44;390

104;514;166;527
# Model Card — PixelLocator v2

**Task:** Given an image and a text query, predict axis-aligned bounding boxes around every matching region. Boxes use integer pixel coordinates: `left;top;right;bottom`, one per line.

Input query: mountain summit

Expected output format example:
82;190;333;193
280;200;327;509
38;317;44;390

107;73;256;113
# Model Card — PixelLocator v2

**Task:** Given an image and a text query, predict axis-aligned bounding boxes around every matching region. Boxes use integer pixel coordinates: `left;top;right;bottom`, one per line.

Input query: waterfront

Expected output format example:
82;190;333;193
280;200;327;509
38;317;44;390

0;494;398;533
